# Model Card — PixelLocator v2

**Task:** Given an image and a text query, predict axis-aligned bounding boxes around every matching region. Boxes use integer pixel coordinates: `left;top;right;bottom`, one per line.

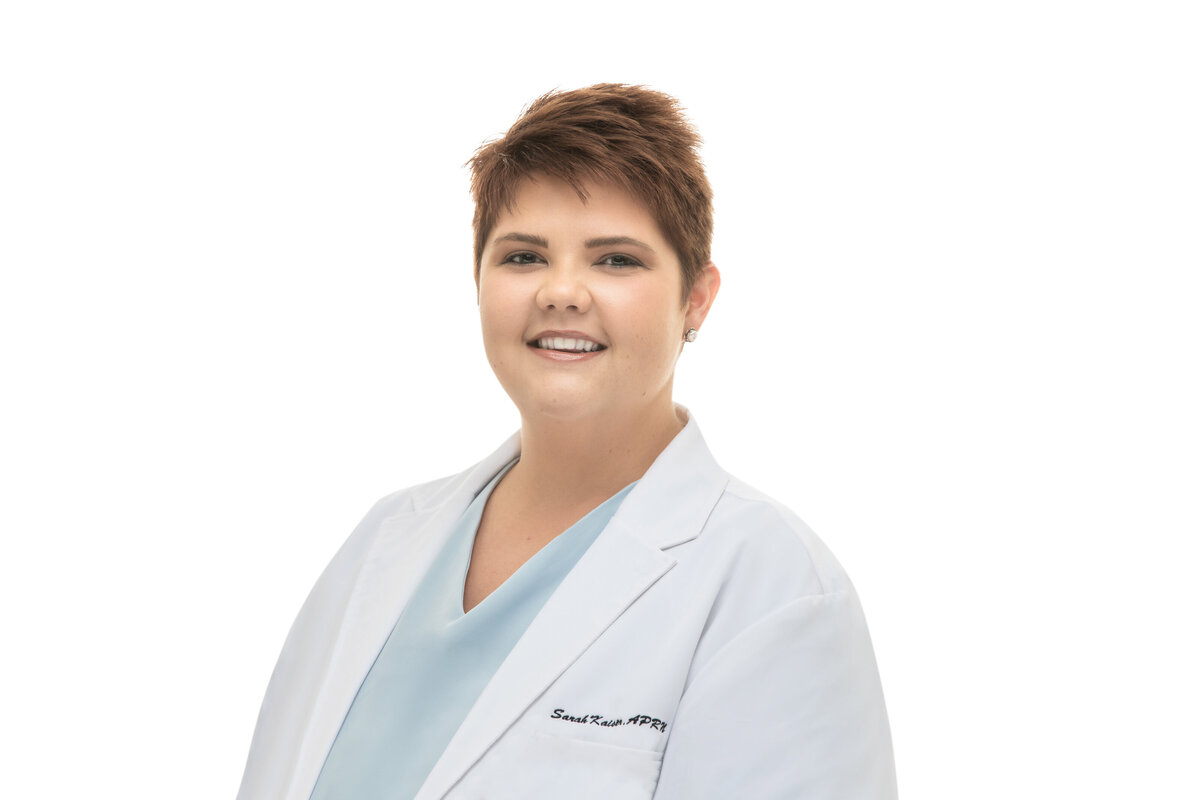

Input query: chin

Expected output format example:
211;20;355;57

526;399;605;421
504;388;607;422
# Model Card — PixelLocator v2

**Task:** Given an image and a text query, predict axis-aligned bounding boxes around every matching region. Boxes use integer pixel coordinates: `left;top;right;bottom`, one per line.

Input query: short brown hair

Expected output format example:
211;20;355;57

468;84;713;300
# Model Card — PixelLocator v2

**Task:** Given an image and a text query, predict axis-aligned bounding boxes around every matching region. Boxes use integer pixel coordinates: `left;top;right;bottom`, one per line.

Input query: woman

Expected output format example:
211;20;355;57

238;85;897;799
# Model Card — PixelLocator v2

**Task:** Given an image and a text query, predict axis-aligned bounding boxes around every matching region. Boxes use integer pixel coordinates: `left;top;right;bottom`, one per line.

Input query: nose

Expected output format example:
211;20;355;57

536;262;592;313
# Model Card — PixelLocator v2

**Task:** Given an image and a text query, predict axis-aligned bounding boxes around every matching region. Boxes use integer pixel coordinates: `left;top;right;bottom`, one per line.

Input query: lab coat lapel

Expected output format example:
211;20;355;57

416;413;729;800
416;527;675;800
288;435;521;800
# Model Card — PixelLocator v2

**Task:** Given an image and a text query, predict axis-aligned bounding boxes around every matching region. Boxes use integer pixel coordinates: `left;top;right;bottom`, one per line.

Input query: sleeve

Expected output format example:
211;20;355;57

652;590;897;799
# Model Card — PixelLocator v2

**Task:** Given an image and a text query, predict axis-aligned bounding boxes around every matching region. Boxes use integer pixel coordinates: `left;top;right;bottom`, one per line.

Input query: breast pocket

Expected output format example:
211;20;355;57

447;731;663;800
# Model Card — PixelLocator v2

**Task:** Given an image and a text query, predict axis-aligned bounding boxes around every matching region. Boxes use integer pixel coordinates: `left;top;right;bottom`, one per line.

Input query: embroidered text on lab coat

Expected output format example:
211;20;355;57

550;708;668;733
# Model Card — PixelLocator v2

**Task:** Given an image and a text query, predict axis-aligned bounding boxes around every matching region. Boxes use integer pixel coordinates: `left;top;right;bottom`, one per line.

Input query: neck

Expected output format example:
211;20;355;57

507;401;686;511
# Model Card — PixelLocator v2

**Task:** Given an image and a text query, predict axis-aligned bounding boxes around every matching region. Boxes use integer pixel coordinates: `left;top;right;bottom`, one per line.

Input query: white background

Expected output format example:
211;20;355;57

2;1;1197;797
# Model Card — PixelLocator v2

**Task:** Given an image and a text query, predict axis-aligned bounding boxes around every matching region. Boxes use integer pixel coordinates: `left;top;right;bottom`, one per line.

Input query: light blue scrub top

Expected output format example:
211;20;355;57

309;463;636;800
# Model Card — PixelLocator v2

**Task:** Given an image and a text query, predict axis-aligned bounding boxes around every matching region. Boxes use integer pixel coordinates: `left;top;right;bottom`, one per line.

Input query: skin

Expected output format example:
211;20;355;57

464;175;720;612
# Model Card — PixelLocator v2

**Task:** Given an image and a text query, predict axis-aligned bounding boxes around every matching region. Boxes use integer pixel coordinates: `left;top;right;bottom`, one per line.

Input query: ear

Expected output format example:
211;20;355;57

684;263;721;331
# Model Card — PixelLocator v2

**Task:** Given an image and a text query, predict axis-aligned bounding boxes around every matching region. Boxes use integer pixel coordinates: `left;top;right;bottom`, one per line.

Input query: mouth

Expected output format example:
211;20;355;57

528;336;607;354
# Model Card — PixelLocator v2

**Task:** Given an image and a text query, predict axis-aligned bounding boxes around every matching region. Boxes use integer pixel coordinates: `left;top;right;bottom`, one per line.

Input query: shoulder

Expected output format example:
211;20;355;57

657;479;896;798
351;432;523;541
662;471;859;654
330;469;470;562
637;415;854;603
706;475;853;597
364;470;469;521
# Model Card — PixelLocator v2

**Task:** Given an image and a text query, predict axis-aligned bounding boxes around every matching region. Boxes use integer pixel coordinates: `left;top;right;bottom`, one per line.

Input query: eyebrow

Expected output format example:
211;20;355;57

584;235;656;252
493;232;549;248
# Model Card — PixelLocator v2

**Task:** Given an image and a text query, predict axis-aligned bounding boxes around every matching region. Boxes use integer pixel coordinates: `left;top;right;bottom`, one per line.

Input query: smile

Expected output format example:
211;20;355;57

530;337;607;353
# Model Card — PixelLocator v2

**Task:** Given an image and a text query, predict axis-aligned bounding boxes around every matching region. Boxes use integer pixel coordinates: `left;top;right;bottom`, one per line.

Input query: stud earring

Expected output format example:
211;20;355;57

684;328;699;343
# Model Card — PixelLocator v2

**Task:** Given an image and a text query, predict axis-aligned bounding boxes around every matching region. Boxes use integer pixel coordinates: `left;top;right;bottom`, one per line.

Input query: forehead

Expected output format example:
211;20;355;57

493;176;668;245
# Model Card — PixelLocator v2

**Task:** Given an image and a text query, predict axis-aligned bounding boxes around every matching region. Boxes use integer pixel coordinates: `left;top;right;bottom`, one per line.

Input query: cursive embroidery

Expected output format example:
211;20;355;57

550;708;668;733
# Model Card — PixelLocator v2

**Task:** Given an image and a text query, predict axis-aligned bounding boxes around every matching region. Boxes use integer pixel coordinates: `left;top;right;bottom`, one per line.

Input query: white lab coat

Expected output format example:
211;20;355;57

237;414;897;799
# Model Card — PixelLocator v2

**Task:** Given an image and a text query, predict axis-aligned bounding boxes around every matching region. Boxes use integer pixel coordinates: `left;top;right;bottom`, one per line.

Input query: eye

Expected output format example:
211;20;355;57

502;251;544;266
597;253;644;268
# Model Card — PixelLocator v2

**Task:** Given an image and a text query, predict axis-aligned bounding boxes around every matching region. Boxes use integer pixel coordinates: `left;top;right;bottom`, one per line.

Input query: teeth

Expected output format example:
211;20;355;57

536;337;602;353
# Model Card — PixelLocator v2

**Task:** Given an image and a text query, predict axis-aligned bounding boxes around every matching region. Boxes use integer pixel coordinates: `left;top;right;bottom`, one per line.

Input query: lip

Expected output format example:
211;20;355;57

527;329;605;345
526;329;607;362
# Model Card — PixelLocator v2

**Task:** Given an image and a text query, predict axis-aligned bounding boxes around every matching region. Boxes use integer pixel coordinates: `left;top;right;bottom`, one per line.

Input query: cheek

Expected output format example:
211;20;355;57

603;287;685;362
478;280;524;337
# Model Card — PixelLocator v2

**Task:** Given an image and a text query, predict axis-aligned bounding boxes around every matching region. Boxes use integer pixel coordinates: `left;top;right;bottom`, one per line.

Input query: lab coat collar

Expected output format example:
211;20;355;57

413;406;728;550
608;406;729;550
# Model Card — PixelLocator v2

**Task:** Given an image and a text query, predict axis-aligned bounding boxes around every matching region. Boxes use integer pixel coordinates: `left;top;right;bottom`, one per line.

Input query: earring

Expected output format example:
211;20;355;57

684;328;699;343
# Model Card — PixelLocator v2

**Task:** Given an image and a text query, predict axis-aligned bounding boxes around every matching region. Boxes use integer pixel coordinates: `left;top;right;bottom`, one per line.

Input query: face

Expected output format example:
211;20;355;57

477;176;716;425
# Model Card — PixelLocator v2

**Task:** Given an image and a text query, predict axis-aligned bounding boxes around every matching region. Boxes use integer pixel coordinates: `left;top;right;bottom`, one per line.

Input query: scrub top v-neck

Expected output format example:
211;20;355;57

309;463;637;800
